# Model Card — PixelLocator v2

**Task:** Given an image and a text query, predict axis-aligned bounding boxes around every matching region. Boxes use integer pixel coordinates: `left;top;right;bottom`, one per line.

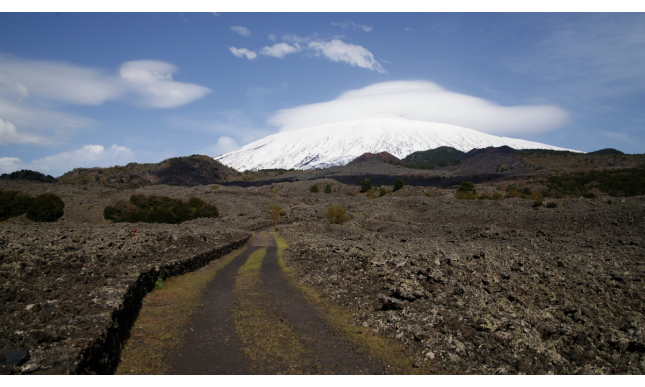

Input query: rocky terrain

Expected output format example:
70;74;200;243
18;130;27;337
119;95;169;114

2;176;645;374
279;188;645;374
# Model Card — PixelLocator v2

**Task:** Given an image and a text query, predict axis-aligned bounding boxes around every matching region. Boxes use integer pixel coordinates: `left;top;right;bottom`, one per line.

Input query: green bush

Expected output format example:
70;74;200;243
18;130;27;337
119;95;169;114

393;178;404;192
457;181;476;193
546;202;558;208
478;193;491;200
0;190;64;222
310;184;319;193
366;191;378;199
360;178;372;193
492;192;503;200
345;192;355;197
324;184;332;194
533;200;543;208
104;194;218;224
379;187;387;197
324;205;350;224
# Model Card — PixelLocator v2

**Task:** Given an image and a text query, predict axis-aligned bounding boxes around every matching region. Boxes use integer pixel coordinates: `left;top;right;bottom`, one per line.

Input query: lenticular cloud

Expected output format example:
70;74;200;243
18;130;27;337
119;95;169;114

268;80;569;136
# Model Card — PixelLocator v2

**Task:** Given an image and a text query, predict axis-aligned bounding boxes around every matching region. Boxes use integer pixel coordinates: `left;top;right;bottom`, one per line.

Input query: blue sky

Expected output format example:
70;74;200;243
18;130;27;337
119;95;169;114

1;11;644;176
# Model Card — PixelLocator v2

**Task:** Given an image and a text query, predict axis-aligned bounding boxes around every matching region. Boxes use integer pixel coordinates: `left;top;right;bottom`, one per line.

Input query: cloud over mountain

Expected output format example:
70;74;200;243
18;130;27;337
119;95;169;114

268;80;569;136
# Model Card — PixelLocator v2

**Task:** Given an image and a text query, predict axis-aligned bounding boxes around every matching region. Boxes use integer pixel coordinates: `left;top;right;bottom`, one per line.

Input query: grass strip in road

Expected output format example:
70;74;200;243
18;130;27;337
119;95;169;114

233;247;312;374
115;247;246;374
271;231;433;375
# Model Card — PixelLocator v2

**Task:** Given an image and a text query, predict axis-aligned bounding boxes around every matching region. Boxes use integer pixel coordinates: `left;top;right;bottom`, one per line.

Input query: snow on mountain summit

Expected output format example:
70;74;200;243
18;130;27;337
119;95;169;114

214;117;576;171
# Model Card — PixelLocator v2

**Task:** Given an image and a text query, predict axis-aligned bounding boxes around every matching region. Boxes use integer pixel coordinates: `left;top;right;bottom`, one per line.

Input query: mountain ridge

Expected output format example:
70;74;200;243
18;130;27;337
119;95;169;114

214;117;577;171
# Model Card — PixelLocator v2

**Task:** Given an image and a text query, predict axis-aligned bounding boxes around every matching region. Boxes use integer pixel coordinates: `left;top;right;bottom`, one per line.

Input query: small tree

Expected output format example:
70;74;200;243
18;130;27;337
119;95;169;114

310;184;319;193
267;205;285;230
324;205;350;224
393;178;404;192
379;187;387;197
360;178;372;193
457;181;476;193
324;184;332;194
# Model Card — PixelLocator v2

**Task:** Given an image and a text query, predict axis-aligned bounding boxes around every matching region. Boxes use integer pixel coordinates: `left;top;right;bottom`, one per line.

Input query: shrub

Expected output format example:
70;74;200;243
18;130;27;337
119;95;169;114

33;193;66;222
360;178;372;193
309;184;319;193
211;185;219;190
393;178;404;192
346;192;355;197
0;190;65;222
104;195;218;224
155;275;163;290
324;184;332;194
607;199;613;205
478;193;491;200
546;202;558;208
238;213;245;216
266;205;285;230
379;187;387;197
367;191;378;199
533;200;543;208
492;192;503;200
457;181;476;193
324;205;350;224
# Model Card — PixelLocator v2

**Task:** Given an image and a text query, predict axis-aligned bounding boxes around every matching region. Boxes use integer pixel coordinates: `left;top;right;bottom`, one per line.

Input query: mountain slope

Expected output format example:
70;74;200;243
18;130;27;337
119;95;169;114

215;117;576;171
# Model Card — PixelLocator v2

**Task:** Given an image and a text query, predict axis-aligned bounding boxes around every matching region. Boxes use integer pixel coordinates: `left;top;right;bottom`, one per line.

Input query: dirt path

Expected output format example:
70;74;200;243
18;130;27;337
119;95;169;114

261;242;382;374
166;227;381;374
165;244;259;374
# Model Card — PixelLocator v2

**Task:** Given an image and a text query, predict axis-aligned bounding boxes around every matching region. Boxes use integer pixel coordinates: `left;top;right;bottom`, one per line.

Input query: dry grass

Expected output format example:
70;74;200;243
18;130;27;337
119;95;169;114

115;247;246;374
272;232;433;375
233;247;312;374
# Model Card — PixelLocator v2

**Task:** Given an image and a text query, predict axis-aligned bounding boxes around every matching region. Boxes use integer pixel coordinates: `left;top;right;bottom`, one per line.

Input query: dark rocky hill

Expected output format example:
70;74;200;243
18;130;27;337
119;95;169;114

58;155;241;188
0;170;56;183
401;146;465;168
347;152;400;165
588;148;625;155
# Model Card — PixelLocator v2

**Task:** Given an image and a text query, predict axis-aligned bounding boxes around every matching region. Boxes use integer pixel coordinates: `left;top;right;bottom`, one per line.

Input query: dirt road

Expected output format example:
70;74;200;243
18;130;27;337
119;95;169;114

166;228;382;374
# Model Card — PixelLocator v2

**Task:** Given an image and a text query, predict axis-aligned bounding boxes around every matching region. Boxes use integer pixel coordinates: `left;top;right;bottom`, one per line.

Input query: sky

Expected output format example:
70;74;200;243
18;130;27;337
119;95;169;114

1;10;645;176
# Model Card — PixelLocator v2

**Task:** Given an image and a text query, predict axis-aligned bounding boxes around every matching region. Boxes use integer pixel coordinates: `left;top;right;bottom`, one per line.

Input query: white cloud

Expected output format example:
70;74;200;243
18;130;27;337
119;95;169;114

268;80;569;136
205;136;240;157
230;26;251;36
0;118;49;145
0;55;124;105
119;60;212;108
0;74;29;100
0;144;135;177
331;21;372;32
259;43;301;58
0;56;211;109
308;40;385;73
0;96;93;145
268;34;277;41
280;34;313;44
229;47;257;60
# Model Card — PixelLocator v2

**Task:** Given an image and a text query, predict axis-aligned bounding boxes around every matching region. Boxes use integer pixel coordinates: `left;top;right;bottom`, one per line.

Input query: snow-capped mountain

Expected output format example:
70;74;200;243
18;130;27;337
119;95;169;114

214;117;577;171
